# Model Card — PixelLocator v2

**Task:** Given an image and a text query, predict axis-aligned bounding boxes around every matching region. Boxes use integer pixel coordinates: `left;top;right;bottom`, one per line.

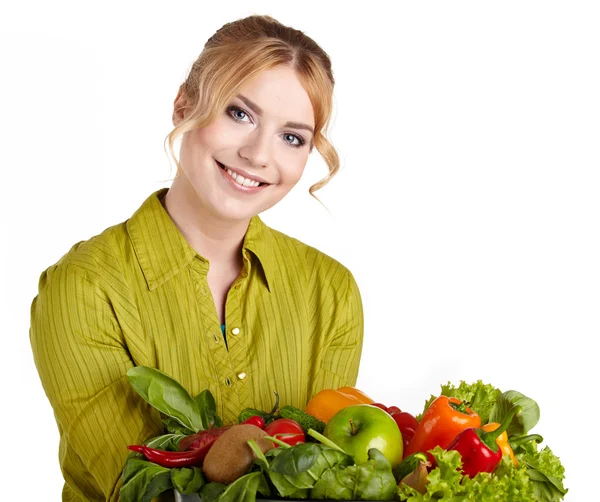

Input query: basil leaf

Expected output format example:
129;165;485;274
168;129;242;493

127;366;205;432
171;467;205;495
194;389;223;428
119;458;173;502
489;390;540;436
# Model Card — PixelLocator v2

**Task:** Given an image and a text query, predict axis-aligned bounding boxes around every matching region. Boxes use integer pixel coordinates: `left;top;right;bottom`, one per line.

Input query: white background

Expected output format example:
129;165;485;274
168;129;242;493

1;1;598;500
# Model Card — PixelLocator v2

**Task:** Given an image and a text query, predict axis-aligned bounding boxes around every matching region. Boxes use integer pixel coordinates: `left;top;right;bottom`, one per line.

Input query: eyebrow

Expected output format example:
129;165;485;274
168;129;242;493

236;94;314;135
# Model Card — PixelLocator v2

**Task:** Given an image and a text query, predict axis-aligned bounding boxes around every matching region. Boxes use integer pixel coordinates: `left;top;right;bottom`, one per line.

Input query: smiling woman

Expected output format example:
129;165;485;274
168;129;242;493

29;13;364;502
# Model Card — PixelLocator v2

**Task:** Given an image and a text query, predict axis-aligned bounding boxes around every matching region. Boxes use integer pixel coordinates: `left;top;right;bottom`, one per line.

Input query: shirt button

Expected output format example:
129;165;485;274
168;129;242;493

231;327;240;336
237;372;247;380
225;377;232;387
201;285;208;296
213;332;219;343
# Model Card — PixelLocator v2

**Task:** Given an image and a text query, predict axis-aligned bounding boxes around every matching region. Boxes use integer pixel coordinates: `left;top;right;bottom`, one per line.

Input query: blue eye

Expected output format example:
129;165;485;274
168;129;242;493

226;106;307;149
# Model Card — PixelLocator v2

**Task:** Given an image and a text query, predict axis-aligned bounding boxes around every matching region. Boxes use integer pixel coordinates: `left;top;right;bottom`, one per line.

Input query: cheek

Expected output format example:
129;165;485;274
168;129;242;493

279;156;308;185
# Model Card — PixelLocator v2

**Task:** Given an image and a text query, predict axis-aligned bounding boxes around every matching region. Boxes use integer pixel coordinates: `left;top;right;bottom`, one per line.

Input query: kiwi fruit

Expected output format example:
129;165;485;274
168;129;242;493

202;424;275;484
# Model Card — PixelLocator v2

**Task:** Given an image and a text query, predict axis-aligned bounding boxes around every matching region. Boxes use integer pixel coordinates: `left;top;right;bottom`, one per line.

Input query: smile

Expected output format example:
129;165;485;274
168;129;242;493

216;160;270;193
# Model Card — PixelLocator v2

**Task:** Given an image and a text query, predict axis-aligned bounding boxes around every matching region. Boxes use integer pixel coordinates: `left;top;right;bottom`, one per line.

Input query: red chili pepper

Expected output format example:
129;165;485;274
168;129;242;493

178;425;233;452
127;444;208;468
446;405;522;478
242;415;266;429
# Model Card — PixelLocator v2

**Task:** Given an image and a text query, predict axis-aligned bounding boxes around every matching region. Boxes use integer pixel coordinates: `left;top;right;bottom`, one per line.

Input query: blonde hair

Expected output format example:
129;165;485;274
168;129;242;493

164;14;339;200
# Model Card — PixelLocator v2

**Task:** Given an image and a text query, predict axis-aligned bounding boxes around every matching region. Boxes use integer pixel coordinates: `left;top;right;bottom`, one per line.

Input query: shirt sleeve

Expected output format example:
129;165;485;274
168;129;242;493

309;269;365;397
29;261;163;501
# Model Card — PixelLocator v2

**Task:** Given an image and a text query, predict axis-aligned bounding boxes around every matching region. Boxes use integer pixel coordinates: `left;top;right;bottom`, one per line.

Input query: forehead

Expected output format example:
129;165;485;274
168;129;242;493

235;66;315;127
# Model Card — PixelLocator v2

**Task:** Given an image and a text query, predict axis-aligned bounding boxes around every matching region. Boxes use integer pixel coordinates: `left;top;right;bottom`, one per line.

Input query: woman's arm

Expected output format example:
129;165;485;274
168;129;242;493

309;269;365;397
30;261;163;501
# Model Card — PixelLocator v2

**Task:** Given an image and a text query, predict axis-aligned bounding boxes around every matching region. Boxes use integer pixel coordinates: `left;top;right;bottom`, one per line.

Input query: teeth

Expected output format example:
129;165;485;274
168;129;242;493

225;167;261;188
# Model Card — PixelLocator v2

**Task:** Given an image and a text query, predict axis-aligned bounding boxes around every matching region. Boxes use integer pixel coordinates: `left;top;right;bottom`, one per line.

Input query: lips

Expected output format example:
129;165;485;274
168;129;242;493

216;161;269;186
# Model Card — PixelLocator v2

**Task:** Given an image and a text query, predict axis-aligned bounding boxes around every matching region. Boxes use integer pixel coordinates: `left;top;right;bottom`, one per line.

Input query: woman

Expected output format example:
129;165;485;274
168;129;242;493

29;14;364;501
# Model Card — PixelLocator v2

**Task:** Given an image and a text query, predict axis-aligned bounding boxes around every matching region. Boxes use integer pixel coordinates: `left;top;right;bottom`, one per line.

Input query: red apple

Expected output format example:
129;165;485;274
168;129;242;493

323;404;403;466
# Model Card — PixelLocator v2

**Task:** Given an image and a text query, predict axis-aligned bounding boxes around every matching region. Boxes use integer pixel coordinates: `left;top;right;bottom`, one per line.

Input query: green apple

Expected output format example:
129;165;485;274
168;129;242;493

323;404;403;466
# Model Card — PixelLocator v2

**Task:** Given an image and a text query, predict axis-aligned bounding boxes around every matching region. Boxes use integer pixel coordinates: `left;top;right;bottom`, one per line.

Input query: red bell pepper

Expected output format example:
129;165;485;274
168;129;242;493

447;405;522;478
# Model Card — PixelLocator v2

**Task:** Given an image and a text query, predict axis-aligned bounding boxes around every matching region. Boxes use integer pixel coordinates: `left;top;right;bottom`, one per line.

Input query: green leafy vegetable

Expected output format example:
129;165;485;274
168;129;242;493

489;390;540;436
398;446;535;501
214;471;271;502
127;366;205;432
162;417;195;436
311;448;397;500
119;458;173;502
194;388;223;428
171;467;205;495
513;439;568;501
418;380;501;423
263;443;353;498
199;481;228;502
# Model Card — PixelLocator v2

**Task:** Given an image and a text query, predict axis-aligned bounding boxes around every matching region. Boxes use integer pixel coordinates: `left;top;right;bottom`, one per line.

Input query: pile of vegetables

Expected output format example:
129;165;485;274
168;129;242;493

119;368;567;501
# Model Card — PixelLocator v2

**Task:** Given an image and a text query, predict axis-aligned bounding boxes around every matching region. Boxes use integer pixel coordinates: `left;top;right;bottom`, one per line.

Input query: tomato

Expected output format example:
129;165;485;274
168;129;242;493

241;415;266;429
263;418;305;447
392;411;418;432
401;427;415;452
387;406;402;415
371;403;389;412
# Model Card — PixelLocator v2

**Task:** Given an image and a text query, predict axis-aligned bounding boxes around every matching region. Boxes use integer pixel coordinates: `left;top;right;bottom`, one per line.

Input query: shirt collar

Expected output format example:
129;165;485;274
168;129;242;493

126;188;274;292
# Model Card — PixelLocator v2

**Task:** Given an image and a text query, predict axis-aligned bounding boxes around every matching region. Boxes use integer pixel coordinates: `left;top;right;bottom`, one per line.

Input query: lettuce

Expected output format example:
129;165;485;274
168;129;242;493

398;446;534;501
514;440;568;501
417;380;501;424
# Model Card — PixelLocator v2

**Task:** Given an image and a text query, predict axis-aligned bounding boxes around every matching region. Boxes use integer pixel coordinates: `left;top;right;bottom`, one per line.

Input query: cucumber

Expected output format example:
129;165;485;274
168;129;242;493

392;452;428;484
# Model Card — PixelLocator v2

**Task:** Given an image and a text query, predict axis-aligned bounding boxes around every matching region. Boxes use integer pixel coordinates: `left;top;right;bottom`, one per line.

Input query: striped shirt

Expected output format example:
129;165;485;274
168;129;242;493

29;187;364;501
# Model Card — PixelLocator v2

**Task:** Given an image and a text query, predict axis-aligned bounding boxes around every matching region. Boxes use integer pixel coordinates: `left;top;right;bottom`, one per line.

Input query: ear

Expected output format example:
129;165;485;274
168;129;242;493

172;86;188;127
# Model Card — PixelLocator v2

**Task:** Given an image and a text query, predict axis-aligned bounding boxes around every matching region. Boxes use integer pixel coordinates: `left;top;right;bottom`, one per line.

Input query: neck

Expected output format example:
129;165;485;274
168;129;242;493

161;178;249;267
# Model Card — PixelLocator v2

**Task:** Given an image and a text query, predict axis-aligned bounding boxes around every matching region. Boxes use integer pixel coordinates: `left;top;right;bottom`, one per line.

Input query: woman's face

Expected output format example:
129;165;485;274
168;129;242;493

173;65;315;223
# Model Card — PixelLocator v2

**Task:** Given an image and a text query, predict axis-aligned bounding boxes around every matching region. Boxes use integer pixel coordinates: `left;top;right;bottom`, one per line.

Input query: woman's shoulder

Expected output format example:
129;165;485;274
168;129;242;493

39;220;129;285
265;224;354;282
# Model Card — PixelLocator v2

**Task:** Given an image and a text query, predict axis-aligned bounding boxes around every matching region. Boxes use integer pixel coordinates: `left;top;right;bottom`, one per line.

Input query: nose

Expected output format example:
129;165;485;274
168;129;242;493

238;129;271;169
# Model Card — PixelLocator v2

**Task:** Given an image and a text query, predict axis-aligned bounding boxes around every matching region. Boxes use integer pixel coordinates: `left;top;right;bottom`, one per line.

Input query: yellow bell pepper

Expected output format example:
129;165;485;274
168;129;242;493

481;422;518;467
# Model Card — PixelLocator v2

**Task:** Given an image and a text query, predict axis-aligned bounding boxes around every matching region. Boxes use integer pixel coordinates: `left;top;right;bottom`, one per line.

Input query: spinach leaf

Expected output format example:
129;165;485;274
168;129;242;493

171;467;205;495
311;448;396;501
266;444;353;499
119;458;173;502
269;442;323;475
218;471;271;502
127;366;205;432
489;390;540;436
199;482;228;502
162;417;195;436
194;389;223;428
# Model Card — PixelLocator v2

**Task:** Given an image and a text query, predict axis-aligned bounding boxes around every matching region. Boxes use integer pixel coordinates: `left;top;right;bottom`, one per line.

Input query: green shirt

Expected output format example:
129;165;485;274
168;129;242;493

29;188;364;501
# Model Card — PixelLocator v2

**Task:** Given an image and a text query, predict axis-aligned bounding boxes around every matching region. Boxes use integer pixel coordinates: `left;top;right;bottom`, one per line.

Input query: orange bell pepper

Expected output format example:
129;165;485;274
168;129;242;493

337;387;374;404
305;387;372;422
482;422;518;467
404;396;480;462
